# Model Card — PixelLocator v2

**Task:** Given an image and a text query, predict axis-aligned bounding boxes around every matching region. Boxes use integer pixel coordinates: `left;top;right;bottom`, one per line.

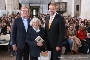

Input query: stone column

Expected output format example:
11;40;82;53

5;0;14;10
13;0;19;10
5;0;19;10
71;0;75;17
0;0;5;10
5;0;19;15
5;0;13;15
80;0;90;20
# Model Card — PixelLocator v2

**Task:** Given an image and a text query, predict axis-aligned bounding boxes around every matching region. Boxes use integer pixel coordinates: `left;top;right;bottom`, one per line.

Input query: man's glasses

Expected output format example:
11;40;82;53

21;10;28;12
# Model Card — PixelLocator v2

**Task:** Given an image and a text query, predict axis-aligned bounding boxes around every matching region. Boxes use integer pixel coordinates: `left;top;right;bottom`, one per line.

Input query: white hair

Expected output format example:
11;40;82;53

30;17;41;26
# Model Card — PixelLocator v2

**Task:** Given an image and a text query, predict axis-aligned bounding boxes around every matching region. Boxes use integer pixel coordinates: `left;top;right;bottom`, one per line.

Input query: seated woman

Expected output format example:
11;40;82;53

66;25;82;55
26;17;45;60
78;26;90;54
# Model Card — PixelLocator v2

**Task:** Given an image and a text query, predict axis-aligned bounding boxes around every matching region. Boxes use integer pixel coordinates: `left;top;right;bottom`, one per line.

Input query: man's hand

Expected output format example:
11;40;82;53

56;47;61;51
13;45;17;51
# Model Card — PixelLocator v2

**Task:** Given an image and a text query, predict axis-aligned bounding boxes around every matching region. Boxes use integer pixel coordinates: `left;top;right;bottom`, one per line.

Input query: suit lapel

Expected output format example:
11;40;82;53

46;16;50;30
20;17;26;32
27;18;30;29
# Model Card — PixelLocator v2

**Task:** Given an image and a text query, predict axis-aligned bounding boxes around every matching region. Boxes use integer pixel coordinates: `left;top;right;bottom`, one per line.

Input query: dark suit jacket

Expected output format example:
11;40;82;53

11;17;30;49
45;14;65;48
26;26;45;57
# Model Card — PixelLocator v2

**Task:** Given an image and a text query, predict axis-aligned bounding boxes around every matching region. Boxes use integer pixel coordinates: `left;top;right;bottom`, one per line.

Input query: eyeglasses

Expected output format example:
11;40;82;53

21;10;28;12
70;27;73;28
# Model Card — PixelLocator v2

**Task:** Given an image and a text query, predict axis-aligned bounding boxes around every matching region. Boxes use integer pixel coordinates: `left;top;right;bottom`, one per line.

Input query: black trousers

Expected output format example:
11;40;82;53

30;55;38;60
16;43;29;60
85;38;90;46
81;40;89;54
50;48;61;60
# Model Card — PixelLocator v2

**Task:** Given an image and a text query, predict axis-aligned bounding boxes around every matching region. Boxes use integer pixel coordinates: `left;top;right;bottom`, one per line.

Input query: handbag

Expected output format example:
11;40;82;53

41;51;48;57
38;51;51;60
61;46;66;55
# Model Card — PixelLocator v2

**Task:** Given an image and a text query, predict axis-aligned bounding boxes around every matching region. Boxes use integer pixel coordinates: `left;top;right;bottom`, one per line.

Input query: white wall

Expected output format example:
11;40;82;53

74;0;81;17
57;0;81;17
8;10;20;15
80;0;90;20
60;0;72;16
22;4;30;8
0;10;20;17
0;10;8;17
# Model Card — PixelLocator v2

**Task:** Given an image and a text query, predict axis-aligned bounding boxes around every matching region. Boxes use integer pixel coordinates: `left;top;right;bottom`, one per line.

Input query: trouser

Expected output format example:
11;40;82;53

81;40;89;54
16;43;29;60
50;48;61;60
30;55;38;60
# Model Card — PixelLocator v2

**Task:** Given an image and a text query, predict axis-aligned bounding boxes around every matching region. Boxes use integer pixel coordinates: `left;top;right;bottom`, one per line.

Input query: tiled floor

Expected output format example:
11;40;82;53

0;50;90;60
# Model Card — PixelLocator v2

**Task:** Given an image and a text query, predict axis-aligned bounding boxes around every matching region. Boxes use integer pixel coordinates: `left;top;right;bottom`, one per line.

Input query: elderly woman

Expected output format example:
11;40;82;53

26;17;45;60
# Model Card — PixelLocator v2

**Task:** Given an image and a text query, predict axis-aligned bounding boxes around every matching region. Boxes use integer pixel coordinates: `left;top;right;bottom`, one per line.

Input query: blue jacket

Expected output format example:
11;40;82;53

11;17;30;49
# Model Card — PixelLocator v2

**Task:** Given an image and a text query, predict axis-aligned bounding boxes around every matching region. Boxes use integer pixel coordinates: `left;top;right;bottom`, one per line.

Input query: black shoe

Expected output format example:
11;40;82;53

10;53;15;57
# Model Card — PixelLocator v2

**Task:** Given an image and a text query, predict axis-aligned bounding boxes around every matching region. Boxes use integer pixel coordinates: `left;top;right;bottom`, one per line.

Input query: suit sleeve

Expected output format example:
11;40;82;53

26;29;37;47
44;17;48;43
11;19;17;45
57;16;65;48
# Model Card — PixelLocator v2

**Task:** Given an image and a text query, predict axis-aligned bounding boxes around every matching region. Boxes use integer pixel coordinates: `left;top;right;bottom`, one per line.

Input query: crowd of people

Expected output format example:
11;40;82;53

63;16;90;55
0;3;90;60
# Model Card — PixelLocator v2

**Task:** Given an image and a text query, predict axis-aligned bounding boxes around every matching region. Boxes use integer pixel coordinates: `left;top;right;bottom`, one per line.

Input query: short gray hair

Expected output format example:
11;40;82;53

30;17;41;26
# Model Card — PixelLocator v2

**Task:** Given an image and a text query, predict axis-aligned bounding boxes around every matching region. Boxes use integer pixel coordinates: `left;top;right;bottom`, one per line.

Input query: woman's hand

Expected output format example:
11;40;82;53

37;42;43;47
69;36;73;39
83;39;86;41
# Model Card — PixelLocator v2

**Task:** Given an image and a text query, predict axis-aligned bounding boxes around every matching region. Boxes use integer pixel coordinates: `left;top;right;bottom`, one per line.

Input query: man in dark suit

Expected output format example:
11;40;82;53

45;3;65;60
11;6;30;60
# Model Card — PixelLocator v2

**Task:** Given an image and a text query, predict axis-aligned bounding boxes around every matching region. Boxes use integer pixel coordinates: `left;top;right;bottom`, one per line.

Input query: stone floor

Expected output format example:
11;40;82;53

0;51;15;60
60;54;90;60
0;50;90;60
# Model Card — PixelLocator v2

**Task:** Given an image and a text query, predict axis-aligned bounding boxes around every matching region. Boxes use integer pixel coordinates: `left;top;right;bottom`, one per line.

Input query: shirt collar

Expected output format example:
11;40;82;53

21;16;28;21
56;12;58;14
51;12;57;20
32;26;40;32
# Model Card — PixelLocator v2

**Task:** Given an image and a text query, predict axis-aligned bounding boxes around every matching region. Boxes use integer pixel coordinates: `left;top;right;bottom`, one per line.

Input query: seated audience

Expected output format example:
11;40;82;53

66;25;82;55
78;26;90;54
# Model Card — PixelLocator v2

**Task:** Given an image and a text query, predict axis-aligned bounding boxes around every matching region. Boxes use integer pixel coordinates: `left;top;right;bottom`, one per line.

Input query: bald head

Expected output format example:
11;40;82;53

49;3;56;8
